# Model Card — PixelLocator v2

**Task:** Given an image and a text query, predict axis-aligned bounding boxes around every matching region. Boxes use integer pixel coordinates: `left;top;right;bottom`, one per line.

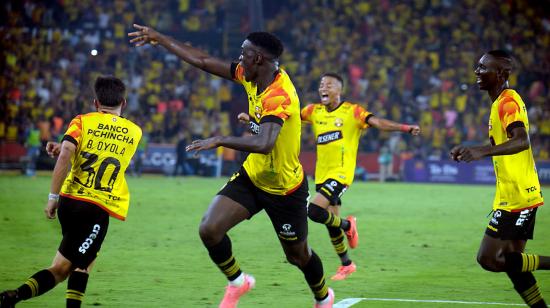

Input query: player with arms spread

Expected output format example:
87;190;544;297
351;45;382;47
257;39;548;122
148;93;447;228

451;50;548;307
129;25;334;307
301;73;420;280
0;76;142;308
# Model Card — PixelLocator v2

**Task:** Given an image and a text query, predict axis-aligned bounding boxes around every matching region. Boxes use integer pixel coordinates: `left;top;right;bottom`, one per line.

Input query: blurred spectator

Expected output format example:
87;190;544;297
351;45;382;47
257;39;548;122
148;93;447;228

377;145;393;182
24;122;41;176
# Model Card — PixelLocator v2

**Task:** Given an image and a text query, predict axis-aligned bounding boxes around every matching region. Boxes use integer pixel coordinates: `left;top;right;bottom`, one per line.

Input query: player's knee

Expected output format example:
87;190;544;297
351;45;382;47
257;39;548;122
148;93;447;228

307;203;327;223
477;254;504;272
47;265;72;283
198;220;222;245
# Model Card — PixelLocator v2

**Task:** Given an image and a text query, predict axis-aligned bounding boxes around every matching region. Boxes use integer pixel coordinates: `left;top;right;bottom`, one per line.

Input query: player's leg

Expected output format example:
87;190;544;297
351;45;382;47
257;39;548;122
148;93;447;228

65;260;97;308
326;204;356;280
265;179;333;307
199;169;258;307
308;180;358;248
477;208;547;306
0;251;70;307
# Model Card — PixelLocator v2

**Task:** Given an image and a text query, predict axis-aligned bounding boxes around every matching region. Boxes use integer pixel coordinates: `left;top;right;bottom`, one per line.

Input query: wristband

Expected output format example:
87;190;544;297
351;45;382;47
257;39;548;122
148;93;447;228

400;124;411;133
48;193;59;202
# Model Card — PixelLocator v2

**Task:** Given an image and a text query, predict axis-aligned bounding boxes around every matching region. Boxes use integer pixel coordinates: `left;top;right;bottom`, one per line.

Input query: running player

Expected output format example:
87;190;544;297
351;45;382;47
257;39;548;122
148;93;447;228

451;50;548;307
129;25;334;307
0;76;142;308
301;72;420;280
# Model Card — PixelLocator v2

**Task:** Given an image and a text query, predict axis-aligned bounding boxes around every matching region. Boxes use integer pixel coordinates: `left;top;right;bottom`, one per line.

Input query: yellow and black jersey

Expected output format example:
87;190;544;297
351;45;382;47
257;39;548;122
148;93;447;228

301;102;372;186
61;112;142;220
232;63;304;195
489;89;543;212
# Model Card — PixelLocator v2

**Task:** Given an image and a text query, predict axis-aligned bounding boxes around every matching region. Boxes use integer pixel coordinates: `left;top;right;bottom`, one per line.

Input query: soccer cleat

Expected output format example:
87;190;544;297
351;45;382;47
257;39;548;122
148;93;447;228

219;274;255;308
314;288;334;308
345;216;359;249
0;290;18;308
331;262;357;281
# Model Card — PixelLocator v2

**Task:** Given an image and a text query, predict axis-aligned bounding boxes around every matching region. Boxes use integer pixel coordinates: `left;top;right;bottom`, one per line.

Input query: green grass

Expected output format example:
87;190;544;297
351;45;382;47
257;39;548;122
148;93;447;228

0;174;548;307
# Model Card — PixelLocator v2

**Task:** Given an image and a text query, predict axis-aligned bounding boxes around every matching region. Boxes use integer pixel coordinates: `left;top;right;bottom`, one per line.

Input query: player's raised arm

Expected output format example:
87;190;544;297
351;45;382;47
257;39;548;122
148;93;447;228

128;24;233;80
367;116;421;135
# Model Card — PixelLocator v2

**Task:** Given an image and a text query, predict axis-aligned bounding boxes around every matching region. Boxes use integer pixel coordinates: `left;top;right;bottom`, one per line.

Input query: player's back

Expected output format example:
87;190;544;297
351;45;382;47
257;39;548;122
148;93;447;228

61;112;142;220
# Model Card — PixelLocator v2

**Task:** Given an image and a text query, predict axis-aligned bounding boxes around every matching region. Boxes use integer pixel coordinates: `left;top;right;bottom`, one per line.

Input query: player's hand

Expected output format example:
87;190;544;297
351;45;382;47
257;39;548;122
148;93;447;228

450;146;484;162
44;199;59;219
46;142;61;158
185;136;222;156
409;125;421;136
128;24;161;47
237;113;250;124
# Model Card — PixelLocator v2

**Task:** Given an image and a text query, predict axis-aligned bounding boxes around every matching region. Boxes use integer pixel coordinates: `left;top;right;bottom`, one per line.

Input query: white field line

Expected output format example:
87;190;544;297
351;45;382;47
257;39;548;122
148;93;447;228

334;297;525;307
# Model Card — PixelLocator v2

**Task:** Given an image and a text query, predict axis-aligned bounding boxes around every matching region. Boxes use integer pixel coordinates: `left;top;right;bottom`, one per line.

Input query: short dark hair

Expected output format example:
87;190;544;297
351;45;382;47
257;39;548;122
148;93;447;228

487;49;515;72
246;32;284;59
94;76;126;107
321;72;344;89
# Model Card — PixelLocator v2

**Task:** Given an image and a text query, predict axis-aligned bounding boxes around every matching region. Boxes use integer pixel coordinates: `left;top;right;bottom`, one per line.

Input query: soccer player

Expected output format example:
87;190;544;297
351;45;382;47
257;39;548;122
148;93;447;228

451;50;548;307
300;73;420;280
0;76;142;308
129;25;334;307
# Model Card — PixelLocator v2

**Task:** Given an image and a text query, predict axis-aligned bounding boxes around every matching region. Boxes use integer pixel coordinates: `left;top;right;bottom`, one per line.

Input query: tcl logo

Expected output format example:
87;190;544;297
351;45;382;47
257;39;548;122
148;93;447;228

79;224;101;254
525;186;537;193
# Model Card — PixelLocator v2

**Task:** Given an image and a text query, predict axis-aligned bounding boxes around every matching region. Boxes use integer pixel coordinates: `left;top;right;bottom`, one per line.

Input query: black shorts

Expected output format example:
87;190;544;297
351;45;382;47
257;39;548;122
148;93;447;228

218;168;309;242
485;208;537;240
315;179;348;206
58;196;110;269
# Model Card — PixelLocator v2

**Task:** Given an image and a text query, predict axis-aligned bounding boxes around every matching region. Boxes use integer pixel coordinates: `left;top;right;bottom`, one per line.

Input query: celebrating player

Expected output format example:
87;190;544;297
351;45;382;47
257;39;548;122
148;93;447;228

0;76;142;308
301;73;420;280
129;25;334;307
451;50;548;307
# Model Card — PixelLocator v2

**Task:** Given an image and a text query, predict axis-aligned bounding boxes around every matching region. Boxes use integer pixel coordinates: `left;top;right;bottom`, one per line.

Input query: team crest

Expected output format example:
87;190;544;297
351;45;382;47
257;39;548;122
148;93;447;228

255;106;262;119
112;117;117;122
334;118;343;127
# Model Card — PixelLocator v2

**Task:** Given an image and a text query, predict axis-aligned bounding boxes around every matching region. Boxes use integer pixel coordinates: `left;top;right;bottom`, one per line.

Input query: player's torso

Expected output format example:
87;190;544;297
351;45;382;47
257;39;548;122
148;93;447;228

309;102;363;185
62;112;142;220
242;71;304;195
488;90;543;211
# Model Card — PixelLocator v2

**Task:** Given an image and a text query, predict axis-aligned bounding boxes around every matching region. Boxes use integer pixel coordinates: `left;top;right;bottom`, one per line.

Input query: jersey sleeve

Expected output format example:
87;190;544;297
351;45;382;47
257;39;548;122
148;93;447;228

260;88;291;125
232;62;245;84
62;115;82;146
353;104;373;129
498;96;525;135
300;104;315;123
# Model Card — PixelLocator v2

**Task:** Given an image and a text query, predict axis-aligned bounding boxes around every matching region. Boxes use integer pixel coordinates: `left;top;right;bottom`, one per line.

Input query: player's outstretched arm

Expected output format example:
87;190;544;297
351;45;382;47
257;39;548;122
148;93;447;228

450;126;529;163
367;116;421;135
128;24;233;80
186;122;281;155
45;141;76;219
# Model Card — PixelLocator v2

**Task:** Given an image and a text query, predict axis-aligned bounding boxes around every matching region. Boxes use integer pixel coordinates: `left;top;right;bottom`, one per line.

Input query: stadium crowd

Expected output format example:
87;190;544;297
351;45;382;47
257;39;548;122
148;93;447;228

1;0;549;170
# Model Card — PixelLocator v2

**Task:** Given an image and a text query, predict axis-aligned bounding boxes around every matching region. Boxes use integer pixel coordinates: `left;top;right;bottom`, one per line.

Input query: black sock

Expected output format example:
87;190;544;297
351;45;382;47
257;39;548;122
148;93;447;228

300;250;328;301
507;272;547;307
327;226;351;265
206;235;242;281
308;203;344;228
16;269;56;300
505;252;540;272
66;271;89;308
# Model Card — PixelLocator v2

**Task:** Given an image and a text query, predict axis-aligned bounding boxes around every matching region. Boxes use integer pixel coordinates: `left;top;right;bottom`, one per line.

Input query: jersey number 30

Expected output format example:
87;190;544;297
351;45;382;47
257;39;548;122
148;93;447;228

75;151;121;192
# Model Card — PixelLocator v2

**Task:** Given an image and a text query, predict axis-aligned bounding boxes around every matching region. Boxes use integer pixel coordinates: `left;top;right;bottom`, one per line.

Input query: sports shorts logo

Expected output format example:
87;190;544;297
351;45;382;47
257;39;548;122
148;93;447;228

79;224;101;254
317;131;342;145
490;210;501;225
280;223;296;237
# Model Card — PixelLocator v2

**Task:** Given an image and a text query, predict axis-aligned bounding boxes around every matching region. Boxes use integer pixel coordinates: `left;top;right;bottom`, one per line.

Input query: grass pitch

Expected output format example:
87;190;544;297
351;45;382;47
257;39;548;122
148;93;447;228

0;174;548;307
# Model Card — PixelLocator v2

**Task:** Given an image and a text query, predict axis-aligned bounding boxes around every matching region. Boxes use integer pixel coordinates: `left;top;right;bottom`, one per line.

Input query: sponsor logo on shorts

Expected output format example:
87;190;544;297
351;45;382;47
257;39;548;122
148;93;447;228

79;224;101;254
515;209;530;226
279;223;297;240
490;210;501;225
